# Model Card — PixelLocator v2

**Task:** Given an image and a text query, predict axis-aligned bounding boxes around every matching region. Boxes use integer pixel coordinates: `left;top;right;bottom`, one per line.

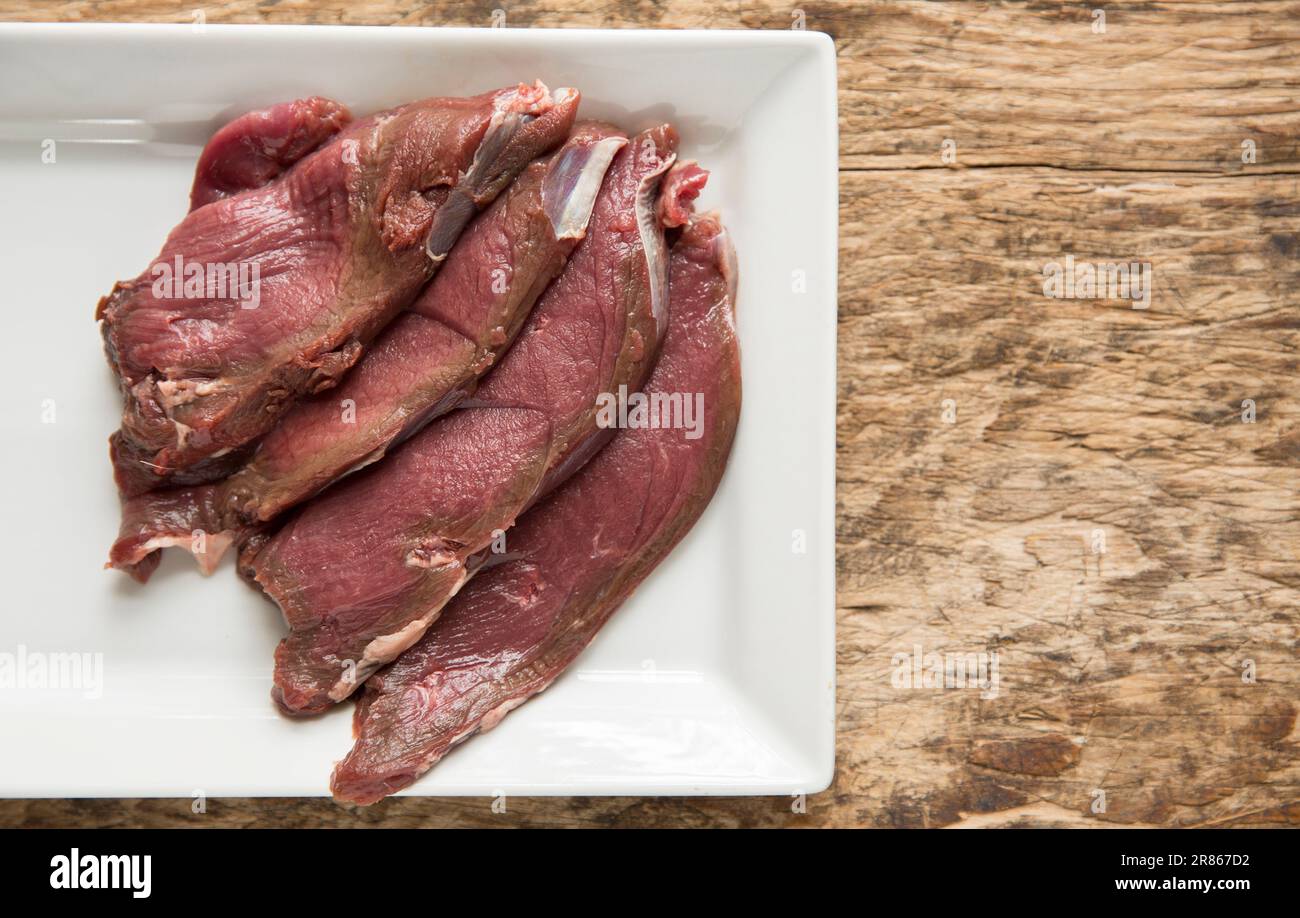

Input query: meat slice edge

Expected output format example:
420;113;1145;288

108;123;627;582
190;97;354;211
247;125;689;715
330;214;740;805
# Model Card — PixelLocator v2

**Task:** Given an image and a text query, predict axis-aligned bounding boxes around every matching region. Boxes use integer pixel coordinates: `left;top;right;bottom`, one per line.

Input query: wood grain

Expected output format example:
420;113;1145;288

1;1;1297;828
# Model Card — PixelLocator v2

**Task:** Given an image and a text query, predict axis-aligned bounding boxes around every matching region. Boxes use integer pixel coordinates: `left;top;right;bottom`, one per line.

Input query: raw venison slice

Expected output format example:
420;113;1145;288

246;125;688;716
108;123;628;583
331;214;741;805
190;97;354;210
99;83;578;497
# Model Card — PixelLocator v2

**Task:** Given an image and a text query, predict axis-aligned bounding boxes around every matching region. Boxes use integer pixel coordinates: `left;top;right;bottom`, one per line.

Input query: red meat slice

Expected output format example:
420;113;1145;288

99;83;578;497
331;214;740;804
108;122;627;582
245;125;691;715
190;97;353;210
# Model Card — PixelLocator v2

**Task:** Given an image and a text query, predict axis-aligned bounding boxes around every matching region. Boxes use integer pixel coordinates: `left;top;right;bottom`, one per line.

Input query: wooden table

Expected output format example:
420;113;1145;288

2;1;1296;829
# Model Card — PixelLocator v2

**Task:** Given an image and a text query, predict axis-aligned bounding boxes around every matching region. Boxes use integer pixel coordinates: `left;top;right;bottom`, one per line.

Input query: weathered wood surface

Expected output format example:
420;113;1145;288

1;1;1297;829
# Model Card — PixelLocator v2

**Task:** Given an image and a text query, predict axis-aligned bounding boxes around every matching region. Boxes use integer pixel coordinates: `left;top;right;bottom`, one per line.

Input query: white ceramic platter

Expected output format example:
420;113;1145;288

0;23;837;798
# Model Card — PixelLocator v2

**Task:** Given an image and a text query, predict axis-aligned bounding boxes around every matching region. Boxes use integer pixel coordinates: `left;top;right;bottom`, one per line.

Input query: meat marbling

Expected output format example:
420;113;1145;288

331;213;740;804
108;122;628;582
99;83;578;497
246;125;690;715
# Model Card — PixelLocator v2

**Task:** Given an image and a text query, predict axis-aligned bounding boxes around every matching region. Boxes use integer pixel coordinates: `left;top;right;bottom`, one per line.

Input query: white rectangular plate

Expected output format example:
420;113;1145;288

0;23;837;798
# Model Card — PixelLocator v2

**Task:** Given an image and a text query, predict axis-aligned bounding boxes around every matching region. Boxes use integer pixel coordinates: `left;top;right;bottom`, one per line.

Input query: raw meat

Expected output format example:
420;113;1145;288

658;161;709;228
108;122;628;582
246;125;688;715
190;97;353;210
331;213;740;804
98;83;578;497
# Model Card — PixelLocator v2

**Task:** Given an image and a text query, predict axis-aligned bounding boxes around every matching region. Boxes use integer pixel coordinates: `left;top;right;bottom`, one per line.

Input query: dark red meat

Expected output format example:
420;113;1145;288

658;161;709;228
331;214;741;804
99;83;578;497
108;122;627;582
246;125;690;715
190;97;353;210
